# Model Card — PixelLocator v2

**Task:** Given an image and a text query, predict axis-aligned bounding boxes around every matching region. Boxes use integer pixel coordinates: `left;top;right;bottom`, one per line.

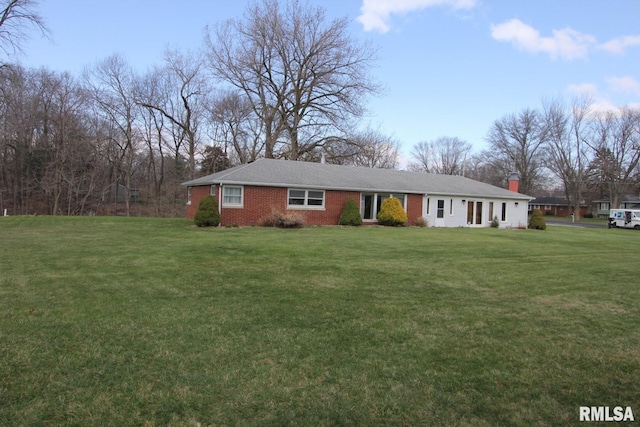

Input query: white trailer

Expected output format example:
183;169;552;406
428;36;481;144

608;209;640;230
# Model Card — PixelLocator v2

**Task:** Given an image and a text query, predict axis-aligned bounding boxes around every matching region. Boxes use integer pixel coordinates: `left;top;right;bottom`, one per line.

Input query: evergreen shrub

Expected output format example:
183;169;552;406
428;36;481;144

194;195;220;227
377;197;408;226
338;198;362;226
528;209;546;230
490;215;500;228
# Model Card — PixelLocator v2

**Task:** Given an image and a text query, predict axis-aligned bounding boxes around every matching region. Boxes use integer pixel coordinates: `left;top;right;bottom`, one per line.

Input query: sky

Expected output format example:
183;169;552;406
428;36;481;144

17;0;640;161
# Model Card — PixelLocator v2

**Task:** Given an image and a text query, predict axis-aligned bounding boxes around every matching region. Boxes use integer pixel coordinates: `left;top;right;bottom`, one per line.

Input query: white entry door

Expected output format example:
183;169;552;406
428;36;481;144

435;199;445;227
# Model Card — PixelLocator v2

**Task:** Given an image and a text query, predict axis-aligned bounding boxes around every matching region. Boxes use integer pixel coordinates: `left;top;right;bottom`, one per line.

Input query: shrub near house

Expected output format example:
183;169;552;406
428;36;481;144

194;195;220;227
528;209;546;230
339;198;363;226
377;197;408;226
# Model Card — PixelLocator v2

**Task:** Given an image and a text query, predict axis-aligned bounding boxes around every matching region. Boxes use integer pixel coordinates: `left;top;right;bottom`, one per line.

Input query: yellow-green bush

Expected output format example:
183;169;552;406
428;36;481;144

377;197;408;226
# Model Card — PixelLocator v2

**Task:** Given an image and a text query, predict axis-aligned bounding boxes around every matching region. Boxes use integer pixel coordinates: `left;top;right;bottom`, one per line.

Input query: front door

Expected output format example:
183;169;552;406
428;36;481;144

435;199;445;227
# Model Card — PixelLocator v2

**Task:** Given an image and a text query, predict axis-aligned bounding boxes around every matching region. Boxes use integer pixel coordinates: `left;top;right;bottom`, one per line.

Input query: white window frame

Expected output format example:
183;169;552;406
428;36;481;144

360;193;408;221
222;185;244;208
287;188;325;209
187;187;192;205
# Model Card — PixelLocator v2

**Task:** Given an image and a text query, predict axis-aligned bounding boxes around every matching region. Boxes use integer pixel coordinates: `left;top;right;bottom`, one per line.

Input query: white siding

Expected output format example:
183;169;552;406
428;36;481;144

422;195;530;228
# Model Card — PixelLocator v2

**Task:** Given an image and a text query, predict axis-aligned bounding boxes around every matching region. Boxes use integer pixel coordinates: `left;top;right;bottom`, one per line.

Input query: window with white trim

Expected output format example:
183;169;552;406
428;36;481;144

360;193;407;221
222;185;243;207
288;189;325;208
187;187;192;205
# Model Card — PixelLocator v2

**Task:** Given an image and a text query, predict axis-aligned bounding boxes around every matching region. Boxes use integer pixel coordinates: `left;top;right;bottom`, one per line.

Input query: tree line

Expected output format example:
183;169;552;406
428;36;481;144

1;0;638;219
410;99;640;219
0;0;398;216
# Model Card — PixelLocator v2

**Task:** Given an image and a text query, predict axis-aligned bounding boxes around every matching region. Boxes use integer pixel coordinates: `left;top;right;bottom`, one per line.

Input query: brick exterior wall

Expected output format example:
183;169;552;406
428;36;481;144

186;184;368;226
406;194;422;225
529;204;589;218
185;185;211;220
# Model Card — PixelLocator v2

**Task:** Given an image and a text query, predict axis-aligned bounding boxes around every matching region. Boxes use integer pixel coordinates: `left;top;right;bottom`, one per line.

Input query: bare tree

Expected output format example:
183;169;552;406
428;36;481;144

462;152;506;187
137;48;209;180
542;98;592;220
410;136;472;175
330;127;399;168
136;70;167;205
0;64;44;214
589;106;640;209
485;108;547;195
0;0;49;63
205;0;378;160
208;89;263;164
84;54;140;216
0;65;103;215
40;71;90;215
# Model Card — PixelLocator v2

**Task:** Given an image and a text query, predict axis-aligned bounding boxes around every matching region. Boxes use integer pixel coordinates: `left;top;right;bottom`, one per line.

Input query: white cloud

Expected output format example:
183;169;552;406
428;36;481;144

490;19;596;60
566;84;616;115
607;76;640;96
565;81;640;116
567;83;598;97
357;0;477;33
599;35;640;54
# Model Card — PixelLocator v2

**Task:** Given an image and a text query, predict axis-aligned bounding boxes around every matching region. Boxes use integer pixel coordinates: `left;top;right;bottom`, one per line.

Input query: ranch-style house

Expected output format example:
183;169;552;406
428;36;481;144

182;158;532;228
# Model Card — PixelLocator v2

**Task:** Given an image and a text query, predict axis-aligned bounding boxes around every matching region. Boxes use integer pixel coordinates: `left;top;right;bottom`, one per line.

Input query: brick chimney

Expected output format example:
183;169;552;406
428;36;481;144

508;172;519;193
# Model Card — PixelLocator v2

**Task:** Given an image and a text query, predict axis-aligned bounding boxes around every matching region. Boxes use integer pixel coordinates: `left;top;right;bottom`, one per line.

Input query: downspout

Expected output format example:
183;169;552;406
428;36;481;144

218;183;223;227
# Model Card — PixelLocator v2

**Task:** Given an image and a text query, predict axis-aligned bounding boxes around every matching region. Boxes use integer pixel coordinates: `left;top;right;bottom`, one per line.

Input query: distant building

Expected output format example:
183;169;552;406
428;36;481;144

593;195;640;218
528;197;589;217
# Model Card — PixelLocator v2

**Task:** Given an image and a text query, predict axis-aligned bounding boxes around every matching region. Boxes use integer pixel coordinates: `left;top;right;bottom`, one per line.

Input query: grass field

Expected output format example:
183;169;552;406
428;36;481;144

0;216;638;426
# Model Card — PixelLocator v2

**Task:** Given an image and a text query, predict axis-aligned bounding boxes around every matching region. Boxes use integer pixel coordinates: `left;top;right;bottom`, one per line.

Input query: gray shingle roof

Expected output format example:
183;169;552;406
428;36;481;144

182;158;531;200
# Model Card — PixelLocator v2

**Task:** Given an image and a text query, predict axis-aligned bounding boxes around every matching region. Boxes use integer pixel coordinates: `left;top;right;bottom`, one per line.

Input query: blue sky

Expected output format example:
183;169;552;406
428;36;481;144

20;0;640;159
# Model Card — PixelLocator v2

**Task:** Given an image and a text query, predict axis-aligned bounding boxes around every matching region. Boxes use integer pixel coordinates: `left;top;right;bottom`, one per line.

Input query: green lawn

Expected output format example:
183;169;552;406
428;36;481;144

1;217;638;426
539;214;608;226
